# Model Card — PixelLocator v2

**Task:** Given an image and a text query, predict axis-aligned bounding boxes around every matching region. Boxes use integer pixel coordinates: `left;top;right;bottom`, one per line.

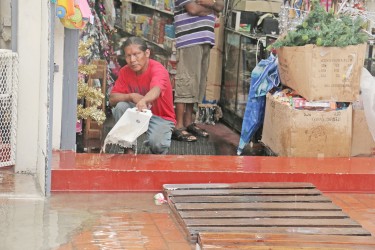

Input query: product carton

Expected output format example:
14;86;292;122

351;109;375;156
277;44;366;102
262;93;352;157
234;0;282;13
213;16;224;52
205;48;223;102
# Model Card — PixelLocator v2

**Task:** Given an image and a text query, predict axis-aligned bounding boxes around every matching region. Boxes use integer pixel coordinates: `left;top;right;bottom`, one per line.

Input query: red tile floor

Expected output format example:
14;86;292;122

2;122;375;249
1;166;375;249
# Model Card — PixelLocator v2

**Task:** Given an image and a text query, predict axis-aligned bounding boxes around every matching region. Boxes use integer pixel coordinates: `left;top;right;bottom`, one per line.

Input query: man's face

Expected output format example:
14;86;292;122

124;44;150;74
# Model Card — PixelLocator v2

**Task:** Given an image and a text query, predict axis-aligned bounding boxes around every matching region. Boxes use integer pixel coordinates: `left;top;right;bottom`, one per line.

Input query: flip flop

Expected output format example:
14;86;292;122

186;123;209;138
172;128;197;142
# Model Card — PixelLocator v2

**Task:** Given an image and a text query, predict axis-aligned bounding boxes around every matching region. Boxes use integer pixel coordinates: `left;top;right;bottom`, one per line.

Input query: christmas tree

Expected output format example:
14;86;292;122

76;38;106;125
271;0;368;49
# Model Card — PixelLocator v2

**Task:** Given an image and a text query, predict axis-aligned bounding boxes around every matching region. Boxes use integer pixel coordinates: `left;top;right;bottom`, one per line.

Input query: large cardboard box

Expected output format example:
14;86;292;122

234;0;282;13
205;84;221;102
277;44;366;102
213;16;224;52
351;109;375;156
262;94;352;157
205;48;223;102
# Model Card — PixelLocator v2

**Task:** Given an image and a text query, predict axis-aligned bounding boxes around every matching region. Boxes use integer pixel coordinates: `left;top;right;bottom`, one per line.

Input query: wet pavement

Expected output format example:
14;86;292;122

2;120;375;249
0;169;192;250
1;166;375;250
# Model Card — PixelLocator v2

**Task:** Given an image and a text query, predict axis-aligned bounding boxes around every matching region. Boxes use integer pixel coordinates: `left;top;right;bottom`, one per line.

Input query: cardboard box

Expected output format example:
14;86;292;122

205;84;221;102
262;94;352;157
205;48;222;102
351;109;375;156
213;16;224;52
234;0;282;13
207;48;222;83
277;44;366;102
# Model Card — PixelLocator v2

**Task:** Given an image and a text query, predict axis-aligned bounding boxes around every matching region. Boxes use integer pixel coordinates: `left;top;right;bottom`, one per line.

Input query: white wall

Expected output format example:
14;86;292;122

53;21;64;150
16;1;52;195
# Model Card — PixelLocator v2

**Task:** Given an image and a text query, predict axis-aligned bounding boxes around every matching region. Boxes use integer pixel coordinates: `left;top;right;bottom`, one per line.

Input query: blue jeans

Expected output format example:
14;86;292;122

112;102;175;154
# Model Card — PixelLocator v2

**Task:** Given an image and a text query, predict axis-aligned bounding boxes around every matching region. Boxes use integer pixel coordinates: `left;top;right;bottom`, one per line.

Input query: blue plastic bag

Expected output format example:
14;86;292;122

237;54;280;155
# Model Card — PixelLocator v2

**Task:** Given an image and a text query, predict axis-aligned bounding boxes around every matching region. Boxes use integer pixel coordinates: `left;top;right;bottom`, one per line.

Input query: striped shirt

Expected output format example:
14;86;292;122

174;0;216;49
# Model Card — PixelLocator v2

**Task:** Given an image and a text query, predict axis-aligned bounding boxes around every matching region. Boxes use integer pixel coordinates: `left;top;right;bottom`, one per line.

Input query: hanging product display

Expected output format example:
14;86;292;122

56;0;75;18
57;0;92;29
80;0;117;106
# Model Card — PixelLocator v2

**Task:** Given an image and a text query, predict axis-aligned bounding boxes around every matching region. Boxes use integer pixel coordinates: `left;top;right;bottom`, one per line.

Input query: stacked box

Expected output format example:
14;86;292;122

277;44;366;102
205;48;223;104
351;109;375;156
262;94;352;157
260;43;368;157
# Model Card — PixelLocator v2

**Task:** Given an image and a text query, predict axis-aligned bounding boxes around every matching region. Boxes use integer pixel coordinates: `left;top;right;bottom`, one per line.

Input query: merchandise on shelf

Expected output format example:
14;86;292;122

164;0;174;11
271;88;345;111
163;36;176;52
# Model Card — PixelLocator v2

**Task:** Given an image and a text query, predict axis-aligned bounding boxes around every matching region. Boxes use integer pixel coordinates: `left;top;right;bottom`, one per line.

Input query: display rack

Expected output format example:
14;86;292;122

126;0;173;15
119;0;174;49
115;0;176;71
220;28;267;132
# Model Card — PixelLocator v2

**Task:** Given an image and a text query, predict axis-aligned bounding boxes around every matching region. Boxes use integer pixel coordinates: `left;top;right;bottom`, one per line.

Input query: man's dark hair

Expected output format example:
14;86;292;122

122;36;148;52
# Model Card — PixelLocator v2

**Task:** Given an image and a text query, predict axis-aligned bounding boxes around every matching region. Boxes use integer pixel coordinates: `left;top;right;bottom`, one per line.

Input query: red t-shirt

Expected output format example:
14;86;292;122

111;59;176;124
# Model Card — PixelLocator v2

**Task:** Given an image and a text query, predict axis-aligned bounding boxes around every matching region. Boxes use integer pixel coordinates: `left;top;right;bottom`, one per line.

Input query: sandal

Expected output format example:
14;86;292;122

172;128;197;142
186;123;209;138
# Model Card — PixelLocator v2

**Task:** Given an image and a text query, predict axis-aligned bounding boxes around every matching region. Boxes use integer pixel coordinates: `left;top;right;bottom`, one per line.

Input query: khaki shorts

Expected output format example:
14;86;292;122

174;44;211;104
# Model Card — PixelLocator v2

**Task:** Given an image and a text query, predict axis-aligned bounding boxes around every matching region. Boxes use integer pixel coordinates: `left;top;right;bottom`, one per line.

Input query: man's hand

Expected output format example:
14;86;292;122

136;98;150;111
130;93;144;104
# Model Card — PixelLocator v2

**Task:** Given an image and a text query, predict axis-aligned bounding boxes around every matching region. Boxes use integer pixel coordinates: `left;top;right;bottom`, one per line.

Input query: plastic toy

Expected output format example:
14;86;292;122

75;0;91;21
58;0;91;30
56;0;74;18
60;6;85;29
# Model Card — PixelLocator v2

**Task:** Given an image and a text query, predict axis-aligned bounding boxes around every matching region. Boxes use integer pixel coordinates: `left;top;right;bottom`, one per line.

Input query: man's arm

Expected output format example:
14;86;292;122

136;86;161;111
184;1;214;16
195;0;224;13
109;92;144;107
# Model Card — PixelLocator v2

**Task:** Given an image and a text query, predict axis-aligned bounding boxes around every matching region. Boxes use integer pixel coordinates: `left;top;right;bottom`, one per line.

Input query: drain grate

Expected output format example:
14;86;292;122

163;183;372;244
137;133;216;155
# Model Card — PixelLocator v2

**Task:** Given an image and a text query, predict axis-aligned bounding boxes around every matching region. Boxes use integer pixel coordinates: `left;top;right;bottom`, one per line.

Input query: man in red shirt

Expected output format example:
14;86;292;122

109;37;176;154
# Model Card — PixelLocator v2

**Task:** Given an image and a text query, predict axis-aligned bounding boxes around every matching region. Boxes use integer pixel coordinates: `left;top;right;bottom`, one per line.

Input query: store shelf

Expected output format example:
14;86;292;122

225;28;265;40
119;0;175;55
124;0;174;15
115;24;168;52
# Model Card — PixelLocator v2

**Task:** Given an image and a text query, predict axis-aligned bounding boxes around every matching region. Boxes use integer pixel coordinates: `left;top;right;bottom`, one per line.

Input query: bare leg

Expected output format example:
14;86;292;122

184;103;194;127
173;102;197;142
175;102;185;129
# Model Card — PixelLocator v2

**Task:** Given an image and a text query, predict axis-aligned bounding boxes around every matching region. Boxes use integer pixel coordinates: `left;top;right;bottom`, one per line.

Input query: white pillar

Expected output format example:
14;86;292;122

16;0;52;195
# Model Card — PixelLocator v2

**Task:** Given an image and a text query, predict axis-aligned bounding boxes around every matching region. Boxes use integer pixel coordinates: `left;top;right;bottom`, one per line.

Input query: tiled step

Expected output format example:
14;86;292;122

51;151;375;192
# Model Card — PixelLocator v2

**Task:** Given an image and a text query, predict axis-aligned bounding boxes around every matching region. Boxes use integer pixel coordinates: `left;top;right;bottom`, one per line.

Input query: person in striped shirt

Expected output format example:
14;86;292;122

172;0;224;142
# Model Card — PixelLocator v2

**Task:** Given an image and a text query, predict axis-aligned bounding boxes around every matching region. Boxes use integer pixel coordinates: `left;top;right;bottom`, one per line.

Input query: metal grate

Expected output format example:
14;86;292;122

0;50;18;167
105;133;217;155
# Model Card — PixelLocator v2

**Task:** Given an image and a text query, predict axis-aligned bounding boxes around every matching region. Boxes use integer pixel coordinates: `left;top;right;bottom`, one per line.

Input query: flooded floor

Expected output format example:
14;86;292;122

1;165;375;250
2;121;375;249
0;175;192;250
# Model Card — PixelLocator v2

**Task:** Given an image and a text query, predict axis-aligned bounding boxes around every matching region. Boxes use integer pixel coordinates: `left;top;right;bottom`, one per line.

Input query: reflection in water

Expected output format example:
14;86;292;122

0;191;178;250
